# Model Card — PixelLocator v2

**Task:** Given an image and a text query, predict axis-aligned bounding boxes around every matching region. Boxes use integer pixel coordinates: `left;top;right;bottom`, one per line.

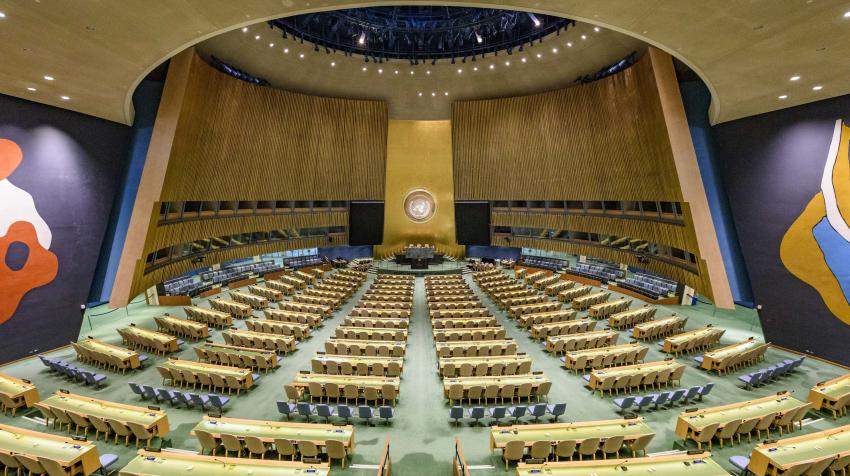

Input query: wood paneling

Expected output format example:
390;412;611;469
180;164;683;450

162;53;387;201
452;53;681;201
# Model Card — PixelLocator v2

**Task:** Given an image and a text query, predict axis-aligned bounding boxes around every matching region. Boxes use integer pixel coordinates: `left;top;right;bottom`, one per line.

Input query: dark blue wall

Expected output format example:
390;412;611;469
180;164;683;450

0;94;131;363
466;245;521;260
319;245;373;260
680;81;754;307
713;94;850;365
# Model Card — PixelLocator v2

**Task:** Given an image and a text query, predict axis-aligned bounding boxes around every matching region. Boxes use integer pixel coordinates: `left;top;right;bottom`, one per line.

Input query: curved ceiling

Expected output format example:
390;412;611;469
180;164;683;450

0;1;847;125
196;19;642;120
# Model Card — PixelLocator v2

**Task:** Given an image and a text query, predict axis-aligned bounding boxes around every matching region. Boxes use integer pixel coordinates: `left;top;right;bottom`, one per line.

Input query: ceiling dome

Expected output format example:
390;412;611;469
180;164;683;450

268;6;573;63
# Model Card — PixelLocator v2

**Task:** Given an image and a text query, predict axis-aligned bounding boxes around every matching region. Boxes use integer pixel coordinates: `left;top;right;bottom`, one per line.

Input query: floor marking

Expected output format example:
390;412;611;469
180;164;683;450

801;417;822;427
468;464;496;470
350;464;380;469
163;447;199;454
22;416;45;426
648;449;687;456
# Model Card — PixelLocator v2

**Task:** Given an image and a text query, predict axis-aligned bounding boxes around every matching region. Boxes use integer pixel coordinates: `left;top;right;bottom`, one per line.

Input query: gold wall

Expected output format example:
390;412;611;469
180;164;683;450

375;120;463;257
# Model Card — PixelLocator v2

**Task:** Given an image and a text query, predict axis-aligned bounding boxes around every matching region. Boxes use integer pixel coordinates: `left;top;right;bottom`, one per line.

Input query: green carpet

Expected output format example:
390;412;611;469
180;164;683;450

0;270;847;475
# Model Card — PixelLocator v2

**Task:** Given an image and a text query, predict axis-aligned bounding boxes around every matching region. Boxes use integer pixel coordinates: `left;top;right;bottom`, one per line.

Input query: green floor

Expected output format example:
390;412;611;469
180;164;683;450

1;270;847;475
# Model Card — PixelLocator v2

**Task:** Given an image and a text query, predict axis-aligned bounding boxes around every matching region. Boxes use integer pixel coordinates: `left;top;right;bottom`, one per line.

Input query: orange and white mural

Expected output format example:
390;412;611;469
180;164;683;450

0;138;58;324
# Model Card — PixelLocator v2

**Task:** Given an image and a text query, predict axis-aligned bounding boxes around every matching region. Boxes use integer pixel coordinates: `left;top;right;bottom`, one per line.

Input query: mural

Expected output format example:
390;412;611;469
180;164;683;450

781;120;850;325
0;138;58;324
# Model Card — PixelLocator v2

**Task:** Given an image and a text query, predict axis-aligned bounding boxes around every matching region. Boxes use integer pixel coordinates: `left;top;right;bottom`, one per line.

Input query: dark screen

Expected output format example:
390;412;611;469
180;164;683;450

455;201;490;245
349;201;385;245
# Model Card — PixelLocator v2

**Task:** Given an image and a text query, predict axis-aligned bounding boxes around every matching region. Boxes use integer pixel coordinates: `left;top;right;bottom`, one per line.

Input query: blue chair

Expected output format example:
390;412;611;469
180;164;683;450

668;388;686;406
276;400;296;420
337;405;353;423
83;372;107;388
378;406;393;425
488;406;507;425
693;355;704;365
546;403;566;421
528;404;547;422
97;453;119;475
729;455;751;474
209;394;230;412
696;382;714;401
739;371;763;389
138;355;149;366
791;357;805;370
682;386;700;403
613;396;635;412
656;341;665;348
635;395;654;412
176;339;186;346
297;402;315;422
141;385;158;401
449;406;464;425
128;383;145;400
651;392;670;409
358;406;374;425
315;404;334;422
155;388;180;406
507;405;526;423
251;373;261;383
582;374;592;383
38;356;55;370
188;393;210;410
468;407;485;426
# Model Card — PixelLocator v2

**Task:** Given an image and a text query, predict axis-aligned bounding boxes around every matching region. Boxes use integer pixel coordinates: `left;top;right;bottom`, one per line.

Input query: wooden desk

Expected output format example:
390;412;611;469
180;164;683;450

545;330;617;353
631;315;686;339
293;373;400;392
443;374;549;395
120;449;330;476
517;309;577;328
264;309;323;327
210;298;254;317
197;342;278;369
429;301;485;311
663;327;724;354
0;372;39;410
674;392;806;441
154;315;209;339
587;298;631;318
572;291;610;311
185;306;233;328
562;343;645;370
0;423;101;475
43;392;169;436
121;326;179;353
313;354;403;372
224;329;297;354
335;326;407;341
700;338;765;372
434;327;506;341
516;453;726;476
747;424;850;476
432;317;497;328
436;339;515;354
193;415;354;449
429;309;491;319
438;355;532;377
346;317;409;329
608;306;657;329
808;372;850;410
159;359;254;390
77;338;140;369
490;417;653;450
507;301;561;318
531;318;596;340
589;360;683;390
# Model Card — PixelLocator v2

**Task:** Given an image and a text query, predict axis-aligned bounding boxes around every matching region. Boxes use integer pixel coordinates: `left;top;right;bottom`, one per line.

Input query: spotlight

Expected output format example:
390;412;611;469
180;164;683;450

242;27;248;33
528;13;541;27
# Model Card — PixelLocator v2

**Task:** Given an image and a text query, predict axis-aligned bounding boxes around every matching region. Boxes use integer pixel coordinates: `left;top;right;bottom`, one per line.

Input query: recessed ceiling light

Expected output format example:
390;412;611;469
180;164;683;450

394;70;399;75
26;87;36;92
844;11;850;18
362;67;367;71
269;43;274;47
790;75;800;81
489;64;495;69
409;70;414;75
60;95;70;101
812;85;823;91
0;12;6;19
536;53;542;58
473;66;478;71
426;70;431;75
431;92;436;96
330;62;336;67
457;68;462;74
418;92;423;97
242;27;248;32
283;48;289;54
255;35;260;40
521;57;527;63
444;91;449;96
378;68;383;74
43;75;54;81
594;27;600;32
552;48;558;53
504;61;510;66
299;53;305;59
567;42;573;47
778;94;788;99
581;34;587;40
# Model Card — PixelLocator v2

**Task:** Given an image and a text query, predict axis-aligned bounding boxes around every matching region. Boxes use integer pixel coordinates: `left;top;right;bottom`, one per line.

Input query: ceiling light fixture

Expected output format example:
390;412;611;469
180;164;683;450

255;35;260;40
552;48;558;53
473;66;478;71
0;12;6;19
521;57;527;63
790;75;800;81
444;91;449;96
362;67;367;71
536;53;542;58
60;95;70;101
504;61;510;66
299;53;305;58
527;13;541;27
426;70;431;75
594;27;600;32
812;85;823;90
269;42;274;47
778;95;788;99
418;92;422;96
844;11;850;18
431;92;436;96
475;32;483;43
44;75;54;81
330;61;336;67
567;42;573;47
489;64;495;69
394;70;399;75
581;34;587;40
283;48;289;53
457;68;462;74
242;27;248;32
26;87;36;92
409;70;414;75
378;68;383;74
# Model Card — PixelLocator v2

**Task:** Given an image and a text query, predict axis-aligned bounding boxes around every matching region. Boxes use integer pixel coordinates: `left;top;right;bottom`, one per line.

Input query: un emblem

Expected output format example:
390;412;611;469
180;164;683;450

404;189;436;223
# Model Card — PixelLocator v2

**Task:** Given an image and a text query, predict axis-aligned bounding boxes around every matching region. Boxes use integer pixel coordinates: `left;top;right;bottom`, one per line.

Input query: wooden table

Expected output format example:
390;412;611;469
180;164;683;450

336;326;407;341
442;374;549;396
631;315;686;339
120;449;330;476
0;423;101;475
432;317;497;328
663;327;724;354
0;372;39;410
700;338;764;372
516;453;726;476
198;342;278;368
588;360;683;390
747;424;850;476
561;343;645;369
438;355;532;376
159;359;254;390
530;318;596;339
193;415;354;449
517;309;577;328
490;417;654;450
545;330;617;352
314;354;404;370
225;329;297;353
808;372;850;410
155;315;209;338
122;326;180;352
436;339;514;352
674;392;806;441
292;373;400;392
43;392;169;436
433;327;505;340
77;338;141;369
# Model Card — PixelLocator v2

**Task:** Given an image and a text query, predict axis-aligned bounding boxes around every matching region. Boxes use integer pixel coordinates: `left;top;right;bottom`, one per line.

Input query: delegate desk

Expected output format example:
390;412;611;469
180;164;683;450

43;392;169;437
196;342;279;369
433;327;506;341
76;338;141;370
808;372;850;411
432;317;497;329
0;423;101;475
517;310;577;328
443;374;549;397
344;317;409;329
561;343;645;370
516;453;727;476
193;415;354;451
490;417;654;451
544;330;617;353
747;424;850;476
154;315;209;339
436;340;516;357
674;392;806;444
700;338;766;373
663;327;724;355
224;329;297;354
120;449;330;476
588;360;683;392
0;372;39;412
313;354;404;374
438;355;532;377
121;326;180;353
159;359;254;391
292;373;400;394
630;315;686;340
325;338;406;357
335;326;408;341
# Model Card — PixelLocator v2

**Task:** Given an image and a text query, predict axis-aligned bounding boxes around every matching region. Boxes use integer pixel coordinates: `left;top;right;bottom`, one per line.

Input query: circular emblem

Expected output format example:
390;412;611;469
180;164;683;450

404;189;436;223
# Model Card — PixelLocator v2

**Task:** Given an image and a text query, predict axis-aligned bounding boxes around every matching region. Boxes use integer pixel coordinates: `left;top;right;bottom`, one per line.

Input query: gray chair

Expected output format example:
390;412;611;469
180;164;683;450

468;407;485;426
449;406;464;425
378;406;394;425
